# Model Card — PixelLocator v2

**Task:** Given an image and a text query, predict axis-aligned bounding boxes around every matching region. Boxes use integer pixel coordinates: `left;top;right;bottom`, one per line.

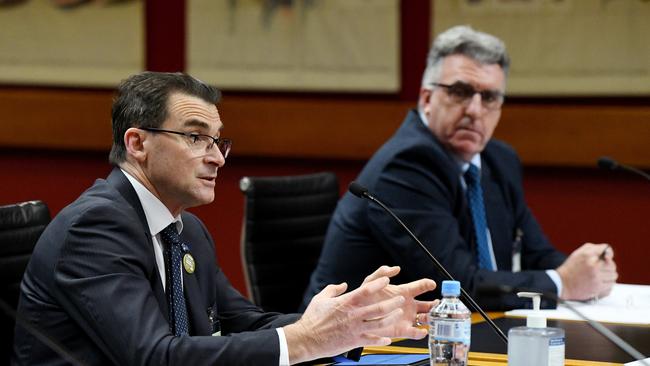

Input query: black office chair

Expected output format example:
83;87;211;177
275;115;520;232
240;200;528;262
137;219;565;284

239;172;339;314
0;200;50;363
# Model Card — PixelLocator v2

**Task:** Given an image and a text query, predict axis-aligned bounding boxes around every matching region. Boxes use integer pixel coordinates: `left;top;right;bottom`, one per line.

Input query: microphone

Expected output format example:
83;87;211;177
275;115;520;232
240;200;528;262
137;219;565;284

348;182;508;345
597;156;650;182
479;285;649;365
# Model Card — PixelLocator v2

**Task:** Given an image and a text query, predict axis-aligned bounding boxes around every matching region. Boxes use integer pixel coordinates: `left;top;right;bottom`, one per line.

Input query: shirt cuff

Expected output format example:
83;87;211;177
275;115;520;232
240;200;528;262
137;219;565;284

546;269;563;296
276;328;290;366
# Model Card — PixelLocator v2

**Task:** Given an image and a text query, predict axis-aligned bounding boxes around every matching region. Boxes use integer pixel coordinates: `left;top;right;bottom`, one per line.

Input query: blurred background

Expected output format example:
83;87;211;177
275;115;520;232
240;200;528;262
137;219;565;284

1;0;649;293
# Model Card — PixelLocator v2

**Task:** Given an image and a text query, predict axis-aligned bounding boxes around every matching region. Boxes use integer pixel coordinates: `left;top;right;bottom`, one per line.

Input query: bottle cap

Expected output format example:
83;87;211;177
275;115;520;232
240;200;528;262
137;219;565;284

517;292;546;328
441;280;461;296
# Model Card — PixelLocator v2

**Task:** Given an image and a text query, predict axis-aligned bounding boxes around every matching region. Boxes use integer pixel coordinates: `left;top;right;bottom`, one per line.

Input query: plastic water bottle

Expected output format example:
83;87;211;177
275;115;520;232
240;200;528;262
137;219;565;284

429;280;471;366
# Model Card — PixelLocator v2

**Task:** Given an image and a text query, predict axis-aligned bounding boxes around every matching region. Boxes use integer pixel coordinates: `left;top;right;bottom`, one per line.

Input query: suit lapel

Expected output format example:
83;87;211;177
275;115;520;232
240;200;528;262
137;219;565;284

106;168;170;322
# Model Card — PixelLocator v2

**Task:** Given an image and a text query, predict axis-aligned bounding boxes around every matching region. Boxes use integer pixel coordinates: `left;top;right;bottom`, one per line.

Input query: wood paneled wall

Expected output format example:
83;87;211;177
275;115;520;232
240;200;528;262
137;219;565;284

1;87;649;168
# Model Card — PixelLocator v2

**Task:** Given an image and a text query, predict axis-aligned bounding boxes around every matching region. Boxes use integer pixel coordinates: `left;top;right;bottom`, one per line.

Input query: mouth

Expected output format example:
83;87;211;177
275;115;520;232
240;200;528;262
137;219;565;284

198;176;217;186
455;127;481;138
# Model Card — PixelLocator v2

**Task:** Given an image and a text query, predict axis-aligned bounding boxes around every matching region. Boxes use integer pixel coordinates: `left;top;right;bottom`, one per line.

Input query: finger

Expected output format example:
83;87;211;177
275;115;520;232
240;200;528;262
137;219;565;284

393;325;428;340
354;296;405;323
357;307;404;333
586;253;601;266
365;310;429;340
416;299;438;314
601;271;618;282
600;260;617;271
591;243;611;258
397;278;437;297
359;333;392;347
598;286;614;298
363;265;401;284
316;282;348;299
341;276;390;304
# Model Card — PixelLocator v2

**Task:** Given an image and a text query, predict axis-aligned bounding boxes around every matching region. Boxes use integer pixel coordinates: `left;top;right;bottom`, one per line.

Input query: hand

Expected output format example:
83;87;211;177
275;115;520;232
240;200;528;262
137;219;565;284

556;243;618;301
283;266;436;364
359;266;438;336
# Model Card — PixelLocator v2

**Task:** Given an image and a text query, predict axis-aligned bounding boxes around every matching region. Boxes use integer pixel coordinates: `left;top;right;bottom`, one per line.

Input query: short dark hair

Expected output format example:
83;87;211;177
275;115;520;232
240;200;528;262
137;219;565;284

109;71;221;165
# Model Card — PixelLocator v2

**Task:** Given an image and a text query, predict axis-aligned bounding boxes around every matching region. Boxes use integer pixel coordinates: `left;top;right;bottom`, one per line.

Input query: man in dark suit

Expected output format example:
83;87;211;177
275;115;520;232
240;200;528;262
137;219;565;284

13;72;437;365
303;25;618;311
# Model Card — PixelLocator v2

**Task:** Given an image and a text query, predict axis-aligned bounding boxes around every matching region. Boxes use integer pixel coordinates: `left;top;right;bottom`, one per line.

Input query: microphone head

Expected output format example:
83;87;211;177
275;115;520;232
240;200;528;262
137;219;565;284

348;182;369;198
597;156;619;171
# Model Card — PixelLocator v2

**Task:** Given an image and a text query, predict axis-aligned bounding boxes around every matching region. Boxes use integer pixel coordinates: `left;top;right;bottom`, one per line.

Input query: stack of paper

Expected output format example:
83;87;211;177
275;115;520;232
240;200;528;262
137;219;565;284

505;283;650;325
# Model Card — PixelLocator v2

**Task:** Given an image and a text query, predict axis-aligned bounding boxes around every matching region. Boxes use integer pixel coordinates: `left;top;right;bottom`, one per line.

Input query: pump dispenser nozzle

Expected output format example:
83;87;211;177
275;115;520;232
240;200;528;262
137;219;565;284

517;292;547;328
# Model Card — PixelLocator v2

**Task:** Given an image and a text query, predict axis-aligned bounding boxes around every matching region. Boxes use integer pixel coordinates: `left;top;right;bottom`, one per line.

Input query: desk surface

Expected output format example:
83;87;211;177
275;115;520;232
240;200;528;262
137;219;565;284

375;314;649;365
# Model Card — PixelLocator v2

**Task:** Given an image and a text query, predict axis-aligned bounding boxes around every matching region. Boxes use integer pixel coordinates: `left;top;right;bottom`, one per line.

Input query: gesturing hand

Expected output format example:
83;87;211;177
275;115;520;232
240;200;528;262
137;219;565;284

358;266;438;339
283;266;436;364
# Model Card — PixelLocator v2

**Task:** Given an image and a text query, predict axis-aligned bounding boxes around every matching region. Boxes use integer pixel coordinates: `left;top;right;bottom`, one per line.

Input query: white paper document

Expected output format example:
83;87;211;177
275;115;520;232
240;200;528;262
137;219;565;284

505;283;650;325
625;357;650;366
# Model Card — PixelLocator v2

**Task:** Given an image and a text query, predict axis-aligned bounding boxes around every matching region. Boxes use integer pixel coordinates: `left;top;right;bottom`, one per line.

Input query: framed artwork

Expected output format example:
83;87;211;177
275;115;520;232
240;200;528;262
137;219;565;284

188;0;400;92
433;0;650;96
0;0;143;87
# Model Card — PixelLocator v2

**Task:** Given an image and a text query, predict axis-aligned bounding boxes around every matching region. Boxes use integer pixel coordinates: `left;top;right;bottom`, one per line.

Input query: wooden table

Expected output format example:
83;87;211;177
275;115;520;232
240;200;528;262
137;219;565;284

363;312;649;365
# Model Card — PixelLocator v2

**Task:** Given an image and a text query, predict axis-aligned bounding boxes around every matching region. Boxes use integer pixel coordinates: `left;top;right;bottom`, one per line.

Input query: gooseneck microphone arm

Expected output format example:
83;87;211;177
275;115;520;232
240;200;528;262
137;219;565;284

348;182;508;345
479;285;649;365
598;156;650;182
0;297;85;366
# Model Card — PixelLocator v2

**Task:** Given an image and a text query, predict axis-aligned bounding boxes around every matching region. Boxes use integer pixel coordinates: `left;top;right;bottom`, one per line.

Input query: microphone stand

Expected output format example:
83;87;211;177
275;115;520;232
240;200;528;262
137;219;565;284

555;297;648;365
352;184;508;345
0;298;85;366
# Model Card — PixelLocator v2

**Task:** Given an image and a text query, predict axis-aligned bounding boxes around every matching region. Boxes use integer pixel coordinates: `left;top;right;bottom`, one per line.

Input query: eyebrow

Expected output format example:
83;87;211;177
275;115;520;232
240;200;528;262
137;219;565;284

182;119;224;133
453;80;503;93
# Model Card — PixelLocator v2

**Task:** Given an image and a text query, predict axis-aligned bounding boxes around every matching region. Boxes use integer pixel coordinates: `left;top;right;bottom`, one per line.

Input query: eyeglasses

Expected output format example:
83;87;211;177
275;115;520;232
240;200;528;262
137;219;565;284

431;81;504;110
139;127;232;158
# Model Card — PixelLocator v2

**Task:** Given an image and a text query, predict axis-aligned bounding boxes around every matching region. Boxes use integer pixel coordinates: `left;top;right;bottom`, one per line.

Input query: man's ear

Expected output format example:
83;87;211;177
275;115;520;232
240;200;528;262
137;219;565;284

419;88;433;115
124;127;147;162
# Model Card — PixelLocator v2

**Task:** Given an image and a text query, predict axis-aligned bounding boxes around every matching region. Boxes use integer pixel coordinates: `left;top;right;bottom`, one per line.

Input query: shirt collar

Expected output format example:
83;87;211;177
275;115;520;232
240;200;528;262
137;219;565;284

121;169;183;236
418;109;428;128
458;154;482;174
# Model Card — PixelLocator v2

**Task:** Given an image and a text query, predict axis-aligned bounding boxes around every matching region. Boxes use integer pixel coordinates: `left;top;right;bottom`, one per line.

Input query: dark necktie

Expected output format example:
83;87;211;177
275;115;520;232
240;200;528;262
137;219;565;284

160;224;190;336
464;164;494;270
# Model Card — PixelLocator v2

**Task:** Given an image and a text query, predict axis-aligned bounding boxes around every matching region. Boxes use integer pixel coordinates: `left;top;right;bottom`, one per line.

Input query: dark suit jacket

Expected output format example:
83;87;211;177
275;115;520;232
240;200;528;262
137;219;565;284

302;110;566;310
13;168;299;365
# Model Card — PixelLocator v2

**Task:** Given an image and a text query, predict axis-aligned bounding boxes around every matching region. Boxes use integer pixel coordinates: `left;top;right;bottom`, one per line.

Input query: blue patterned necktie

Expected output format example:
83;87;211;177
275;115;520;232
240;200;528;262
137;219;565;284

464;164;494;270
160;224;190;336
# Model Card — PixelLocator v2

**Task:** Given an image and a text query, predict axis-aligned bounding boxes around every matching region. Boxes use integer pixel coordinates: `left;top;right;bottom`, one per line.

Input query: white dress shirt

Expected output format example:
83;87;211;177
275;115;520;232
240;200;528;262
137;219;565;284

121;169;290;365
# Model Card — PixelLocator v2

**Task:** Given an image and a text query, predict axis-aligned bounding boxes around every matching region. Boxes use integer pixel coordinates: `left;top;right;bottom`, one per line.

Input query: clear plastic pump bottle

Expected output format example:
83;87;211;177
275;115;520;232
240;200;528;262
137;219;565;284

508;292;565;366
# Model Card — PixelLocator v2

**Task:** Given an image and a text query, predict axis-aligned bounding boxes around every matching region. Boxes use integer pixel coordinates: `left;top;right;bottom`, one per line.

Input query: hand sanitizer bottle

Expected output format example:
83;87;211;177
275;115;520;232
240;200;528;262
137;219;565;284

508;292;565;366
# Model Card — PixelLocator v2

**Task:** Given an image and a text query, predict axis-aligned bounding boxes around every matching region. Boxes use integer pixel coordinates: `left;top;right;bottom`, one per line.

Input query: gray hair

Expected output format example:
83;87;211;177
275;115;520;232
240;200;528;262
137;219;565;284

421;25;510;88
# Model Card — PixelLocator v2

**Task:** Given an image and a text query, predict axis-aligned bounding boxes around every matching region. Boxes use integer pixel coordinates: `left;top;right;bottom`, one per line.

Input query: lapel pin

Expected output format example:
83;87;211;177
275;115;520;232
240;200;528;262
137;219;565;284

183;253;195;274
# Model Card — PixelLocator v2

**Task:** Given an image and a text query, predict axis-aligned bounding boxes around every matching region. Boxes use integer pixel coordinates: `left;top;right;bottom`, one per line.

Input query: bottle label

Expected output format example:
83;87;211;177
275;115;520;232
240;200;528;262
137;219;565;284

432;319;471;344
547;337;565;366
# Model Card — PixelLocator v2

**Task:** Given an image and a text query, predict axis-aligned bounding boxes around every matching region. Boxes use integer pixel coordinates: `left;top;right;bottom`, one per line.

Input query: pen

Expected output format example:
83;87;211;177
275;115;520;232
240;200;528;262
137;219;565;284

598;244;611;261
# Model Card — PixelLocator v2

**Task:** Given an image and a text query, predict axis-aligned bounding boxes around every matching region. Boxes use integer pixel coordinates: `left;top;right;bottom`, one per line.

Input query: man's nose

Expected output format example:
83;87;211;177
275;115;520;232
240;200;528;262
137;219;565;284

204;146;225;167
465;93;484;116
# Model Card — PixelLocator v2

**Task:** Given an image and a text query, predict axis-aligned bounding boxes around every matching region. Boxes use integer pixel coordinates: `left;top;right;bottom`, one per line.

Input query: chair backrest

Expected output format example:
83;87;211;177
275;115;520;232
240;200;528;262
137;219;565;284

0;200;50;363
239;172;339;313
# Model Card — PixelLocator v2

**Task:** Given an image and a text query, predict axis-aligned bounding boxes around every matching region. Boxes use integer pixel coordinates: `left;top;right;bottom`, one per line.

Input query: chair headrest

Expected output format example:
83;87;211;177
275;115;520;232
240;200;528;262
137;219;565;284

0;201;50;230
